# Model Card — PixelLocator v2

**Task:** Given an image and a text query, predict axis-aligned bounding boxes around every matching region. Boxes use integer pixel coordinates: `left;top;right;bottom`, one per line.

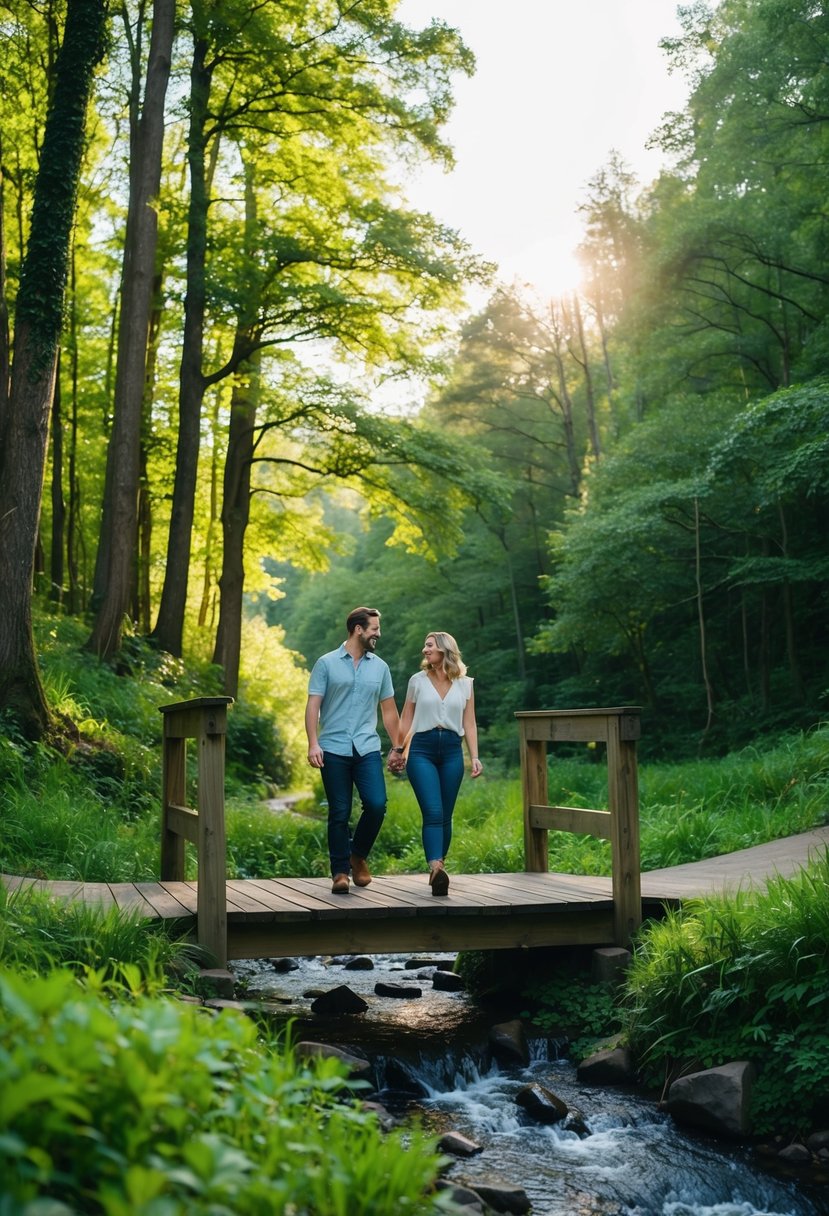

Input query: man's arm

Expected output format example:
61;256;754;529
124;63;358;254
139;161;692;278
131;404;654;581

379;695;401;748
305;694;324;768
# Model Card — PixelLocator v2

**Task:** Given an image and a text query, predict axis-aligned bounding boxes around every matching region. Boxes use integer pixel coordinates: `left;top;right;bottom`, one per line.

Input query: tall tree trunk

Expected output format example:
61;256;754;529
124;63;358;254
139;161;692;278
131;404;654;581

549;302;581;496
777;503;805;703
212;346;260;697
198;373;223;629
90;289;119;609
0;132;10;432
694;497;714;746
87;0;174;657
49;352;65;604
151;32;212;656
572;294;601;462
67;330;83;614
0;0;107;737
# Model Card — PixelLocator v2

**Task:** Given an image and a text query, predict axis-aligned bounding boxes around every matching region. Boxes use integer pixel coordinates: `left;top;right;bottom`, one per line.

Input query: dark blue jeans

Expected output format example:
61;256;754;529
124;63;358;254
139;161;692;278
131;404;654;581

406;728;464;864
320;747;387;877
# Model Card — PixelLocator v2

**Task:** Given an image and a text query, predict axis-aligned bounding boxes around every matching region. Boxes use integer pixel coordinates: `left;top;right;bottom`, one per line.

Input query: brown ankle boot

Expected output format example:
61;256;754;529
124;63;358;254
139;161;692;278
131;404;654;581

428;862;449;897
350;854;372;887
331;873;350;894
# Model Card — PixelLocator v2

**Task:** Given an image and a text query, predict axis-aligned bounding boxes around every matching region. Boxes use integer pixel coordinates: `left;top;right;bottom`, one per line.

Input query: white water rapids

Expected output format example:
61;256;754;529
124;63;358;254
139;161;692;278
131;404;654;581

232;953;829;1216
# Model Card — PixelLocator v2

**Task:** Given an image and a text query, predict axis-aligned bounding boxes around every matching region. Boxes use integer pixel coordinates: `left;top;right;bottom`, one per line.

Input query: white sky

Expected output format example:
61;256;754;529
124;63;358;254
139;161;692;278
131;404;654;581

396;0;690;300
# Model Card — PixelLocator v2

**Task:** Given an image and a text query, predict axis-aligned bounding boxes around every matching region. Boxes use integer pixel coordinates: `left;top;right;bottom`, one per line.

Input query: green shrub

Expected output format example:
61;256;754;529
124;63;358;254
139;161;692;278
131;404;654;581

0;969;446;1215
623;851;829;1131
226;700;293;788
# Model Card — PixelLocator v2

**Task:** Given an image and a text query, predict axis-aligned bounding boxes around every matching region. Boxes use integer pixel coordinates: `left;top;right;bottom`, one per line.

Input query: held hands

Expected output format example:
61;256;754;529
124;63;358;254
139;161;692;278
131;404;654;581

387;749;406;774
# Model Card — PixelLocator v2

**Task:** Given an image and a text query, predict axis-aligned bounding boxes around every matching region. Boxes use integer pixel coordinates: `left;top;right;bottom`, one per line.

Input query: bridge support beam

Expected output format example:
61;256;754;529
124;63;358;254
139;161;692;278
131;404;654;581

160;696;233;966
516;707;642;945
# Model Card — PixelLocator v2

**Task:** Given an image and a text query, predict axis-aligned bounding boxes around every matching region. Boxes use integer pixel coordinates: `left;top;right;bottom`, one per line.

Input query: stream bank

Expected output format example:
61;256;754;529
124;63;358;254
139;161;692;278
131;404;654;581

224;952;829;1215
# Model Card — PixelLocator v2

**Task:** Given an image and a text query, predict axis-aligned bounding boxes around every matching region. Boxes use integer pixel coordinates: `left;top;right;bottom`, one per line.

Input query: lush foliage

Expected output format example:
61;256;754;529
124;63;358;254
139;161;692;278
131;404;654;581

521;969;622;1062
0;968;447;1214
0;884;202;991
623;852;829;1133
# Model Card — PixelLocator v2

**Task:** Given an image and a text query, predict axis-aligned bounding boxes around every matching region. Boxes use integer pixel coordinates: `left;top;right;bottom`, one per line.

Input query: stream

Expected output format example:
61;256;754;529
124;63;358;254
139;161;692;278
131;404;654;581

229;952;829;1216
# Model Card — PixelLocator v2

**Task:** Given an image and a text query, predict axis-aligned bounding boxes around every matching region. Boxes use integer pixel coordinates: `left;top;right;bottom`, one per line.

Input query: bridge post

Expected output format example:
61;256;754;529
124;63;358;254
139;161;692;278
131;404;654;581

515;707;642;945
159;696;233;966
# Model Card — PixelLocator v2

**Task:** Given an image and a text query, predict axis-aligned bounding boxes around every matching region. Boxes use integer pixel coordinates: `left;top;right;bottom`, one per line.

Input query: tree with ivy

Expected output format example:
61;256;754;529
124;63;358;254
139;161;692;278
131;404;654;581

0;0;108;737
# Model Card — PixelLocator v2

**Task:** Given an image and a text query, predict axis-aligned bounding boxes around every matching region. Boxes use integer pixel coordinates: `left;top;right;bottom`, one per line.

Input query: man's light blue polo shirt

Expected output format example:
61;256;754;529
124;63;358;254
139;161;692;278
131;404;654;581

308;644;394;756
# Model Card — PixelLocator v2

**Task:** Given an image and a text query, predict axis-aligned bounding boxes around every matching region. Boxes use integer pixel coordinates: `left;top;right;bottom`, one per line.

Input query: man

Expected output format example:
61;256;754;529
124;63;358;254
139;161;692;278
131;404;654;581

305;606;403;893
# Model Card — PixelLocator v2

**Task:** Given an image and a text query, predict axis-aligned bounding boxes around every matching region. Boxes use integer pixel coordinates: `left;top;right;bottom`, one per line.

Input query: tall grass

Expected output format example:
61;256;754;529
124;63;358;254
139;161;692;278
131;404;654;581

623;850;829;1132
0;885;202;985
5;724;827;883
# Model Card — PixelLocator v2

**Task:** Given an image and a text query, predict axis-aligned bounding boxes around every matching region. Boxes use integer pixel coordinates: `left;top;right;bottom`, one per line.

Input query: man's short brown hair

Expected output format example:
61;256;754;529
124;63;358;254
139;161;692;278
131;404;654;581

346;606;380;634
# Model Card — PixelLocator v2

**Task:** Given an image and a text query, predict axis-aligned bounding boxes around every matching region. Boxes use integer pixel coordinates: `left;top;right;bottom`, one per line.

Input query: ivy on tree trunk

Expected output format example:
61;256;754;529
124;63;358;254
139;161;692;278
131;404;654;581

0;0;107;737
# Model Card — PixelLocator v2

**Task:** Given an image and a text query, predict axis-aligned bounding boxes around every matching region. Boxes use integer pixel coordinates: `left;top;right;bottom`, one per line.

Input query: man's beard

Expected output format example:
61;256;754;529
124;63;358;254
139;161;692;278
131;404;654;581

364;636;378;651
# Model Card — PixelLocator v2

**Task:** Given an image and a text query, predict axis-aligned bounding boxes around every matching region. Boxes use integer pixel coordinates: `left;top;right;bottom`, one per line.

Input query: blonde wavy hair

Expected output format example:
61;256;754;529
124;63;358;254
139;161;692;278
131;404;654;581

420;631;467;681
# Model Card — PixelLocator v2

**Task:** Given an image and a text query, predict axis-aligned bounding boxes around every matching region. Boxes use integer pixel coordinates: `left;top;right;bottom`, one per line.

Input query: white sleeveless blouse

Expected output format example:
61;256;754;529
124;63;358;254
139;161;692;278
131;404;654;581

405;671;473;736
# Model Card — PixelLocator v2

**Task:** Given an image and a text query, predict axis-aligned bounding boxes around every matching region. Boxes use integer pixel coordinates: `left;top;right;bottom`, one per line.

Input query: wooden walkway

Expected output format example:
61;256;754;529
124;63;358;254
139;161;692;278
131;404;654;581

4;825;828;961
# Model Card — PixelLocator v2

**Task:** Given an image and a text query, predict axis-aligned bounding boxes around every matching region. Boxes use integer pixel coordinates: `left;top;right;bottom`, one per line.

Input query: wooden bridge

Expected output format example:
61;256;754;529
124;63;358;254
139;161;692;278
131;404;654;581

4;699;828;966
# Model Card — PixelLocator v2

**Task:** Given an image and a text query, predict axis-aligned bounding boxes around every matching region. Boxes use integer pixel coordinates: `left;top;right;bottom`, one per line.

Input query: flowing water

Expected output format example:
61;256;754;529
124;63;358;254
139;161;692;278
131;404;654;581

231;953;829;1216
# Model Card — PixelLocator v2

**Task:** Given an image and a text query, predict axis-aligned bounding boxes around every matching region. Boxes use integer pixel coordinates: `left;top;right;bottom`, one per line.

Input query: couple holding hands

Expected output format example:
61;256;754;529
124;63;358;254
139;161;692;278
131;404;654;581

304;606;482;896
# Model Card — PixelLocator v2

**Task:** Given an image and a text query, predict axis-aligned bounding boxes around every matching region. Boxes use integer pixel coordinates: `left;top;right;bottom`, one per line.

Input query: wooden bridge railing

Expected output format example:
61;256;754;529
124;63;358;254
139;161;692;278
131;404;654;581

156;698;639;963
159;696;233;965
515;707;642;945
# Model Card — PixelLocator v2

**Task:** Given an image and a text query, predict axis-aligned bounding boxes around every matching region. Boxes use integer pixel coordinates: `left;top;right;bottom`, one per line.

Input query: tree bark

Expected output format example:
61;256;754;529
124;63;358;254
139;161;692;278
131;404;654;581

572;294;601;462
49;353;65;604
151;32;211;656
695;497;715;745
0;132;10;433
87;0;174;657
212;346;260;697
0;0;107;736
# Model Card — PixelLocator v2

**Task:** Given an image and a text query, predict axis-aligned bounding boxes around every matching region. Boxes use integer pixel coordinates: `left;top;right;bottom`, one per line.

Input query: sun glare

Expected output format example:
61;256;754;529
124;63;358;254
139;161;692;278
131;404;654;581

503;236;585;303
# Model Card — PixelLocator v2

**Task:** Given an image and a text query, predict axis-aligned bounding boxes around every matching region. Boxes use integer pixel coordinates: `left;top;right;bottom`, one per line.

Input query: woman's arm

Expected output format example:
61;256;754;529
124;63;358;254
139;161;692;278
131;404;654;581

396;699;415;749
387;698;415;772
462;690;483;777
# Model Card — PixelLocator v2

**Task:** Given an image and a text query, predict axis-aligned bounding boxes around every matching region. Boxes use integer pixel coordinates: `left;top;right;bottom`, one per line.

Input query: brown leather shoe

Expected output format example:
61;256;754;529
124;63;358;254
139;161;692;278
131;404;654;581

350;854;372;887
428;862;449;897
331;873;350;894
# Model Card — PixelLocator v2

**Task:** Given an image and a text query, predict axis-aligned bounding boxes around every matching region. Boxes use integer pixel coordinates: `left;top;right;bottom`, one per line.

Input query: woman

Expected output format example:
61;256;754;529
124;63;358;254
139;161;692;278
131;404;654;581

392;632;482;896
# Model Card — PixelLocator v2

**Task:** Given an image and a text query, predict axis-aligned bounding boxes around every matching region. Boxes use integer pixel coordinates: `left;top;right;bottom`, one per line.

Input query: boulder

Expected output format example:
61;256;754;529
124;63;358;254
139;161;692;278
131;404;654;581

374;981;422;999
202;998;249;1013
577;1044;634;1085
489;1019;530;1066
591;946;632;985
467;1180;531;1214
270;957;299;973
382;1058;427;1097
310;985;368;1015
295;1041;372;1078
360;1100;397;1131
667;1061;756;1138
344;955;375;970
515;1082;568;1125
438;1130;483;1157
433;969;465;992
434;1180;484;1211
195;968;236;999
563;1110;591;1137
778;1142;811;1166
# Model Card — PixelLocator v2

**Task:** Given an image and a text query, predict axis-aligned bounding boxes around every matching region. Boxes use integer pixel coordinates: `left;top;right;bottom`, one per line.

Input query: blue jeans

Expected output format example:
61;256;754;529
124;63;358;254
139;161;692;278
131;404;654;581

320;747;387;876
406;728;464;864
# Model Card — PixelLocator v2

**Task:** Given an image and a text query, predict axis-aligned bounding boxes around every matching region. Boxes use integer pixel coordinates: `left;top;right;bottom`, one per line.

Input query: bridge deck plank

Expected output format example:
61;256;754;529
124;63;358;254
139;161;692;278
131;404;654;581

4;826;827;958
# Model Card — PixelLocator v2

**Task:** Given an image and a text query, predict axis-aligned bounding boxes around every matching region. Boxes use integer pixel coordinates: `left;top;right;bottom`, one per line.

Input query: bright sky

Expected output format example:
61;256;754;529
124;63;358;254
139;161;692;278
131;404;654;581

396;0;690;300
